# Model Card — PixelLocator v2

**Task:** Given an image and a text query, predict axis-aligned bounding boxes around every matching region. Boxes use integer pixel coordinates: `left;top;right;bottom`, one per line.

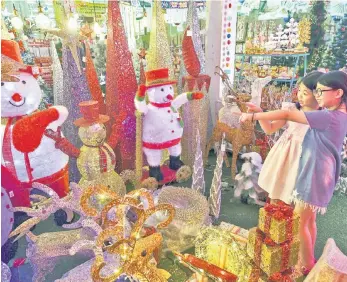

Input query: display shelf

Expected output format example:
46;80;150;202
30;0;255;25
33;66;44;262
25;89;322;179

235;52;309;92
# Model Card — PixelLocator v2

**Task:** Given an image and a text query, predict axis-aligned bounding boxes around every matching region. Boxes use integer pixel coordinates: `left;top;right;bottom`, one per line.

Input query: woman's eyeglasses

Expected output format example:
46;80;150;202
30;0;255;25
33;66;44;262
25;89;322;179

313;88;335;98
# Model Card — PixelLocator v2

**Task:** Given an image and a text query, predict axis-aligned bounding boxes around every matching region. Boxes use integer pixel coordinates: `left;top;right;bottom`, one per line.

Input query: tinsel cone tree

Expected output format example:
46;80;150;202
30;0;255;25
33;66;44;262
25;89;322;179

233;153;265;206
62;45;91;181
51;41;64;106
308;0;328;70
106;0;137;171
191;129;206;195
85;42;105;114
147;0;174;78
330;16;347;70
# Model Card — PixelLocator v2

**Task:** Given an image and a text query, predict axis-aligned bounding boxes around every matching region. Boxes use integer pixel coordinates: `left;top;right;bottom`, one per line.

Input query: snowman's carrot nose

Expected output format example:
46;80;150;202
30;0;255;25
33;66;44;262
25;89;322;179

166;95;173;100
11;93;23;102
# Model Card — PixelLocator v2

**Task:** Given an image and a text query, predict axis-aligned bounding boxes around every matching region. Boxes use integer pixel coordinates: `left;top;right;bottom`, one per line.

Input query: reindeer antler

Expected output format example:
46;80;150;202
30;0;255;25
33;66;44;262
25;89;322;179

80;185;120;217
9;217;41;241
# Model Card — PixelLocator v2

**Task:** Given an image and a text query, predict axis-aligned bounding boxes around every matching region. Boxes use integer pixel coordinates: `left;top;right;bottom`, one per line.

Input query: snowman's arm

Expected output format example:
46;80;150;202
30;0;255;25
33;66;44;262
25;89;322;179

13;108;62;153
46;106;69;131
172;92;204;110
134;85;148;114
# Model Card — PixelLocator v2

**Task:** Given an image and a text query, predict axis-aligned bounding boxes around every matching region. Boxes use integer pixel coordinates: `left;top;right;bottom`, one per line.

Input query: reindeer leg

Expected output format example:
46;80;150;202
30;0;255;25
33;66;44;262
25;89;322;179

204;135;215;166
224;153;231;168
231;144;241;181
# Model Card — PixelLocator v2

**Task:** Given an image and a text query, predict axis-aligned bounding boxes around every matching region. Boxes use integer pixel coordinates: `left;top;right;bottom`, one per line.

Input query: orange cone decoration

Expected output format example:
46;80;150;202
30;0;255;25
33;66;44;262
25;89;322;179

85;43;105;114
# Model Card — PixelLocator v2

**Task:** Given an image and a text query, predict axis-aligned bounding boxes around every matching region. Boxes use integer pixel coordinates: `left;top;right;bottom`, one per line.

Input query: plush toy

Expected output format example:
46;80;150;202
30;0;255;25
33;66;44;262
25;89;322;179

134;68;204;182
1;39;69;203
46;100;126;196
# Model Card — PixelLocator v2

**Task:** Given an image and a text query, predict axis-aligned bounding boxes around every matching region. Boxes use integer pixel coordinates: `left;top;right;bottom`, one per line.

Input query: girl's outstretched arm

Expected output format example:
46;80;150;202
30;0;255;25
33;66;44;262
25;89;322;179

239;109;308;124
246;103;287;135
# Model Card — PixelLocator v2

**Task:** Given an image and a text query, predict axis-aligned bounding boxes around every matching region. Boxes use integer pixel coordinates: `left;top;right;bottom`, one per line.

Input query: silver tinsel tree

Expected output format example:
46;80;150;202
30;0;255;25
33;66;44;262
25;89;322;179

51;41;64;106
191;129;205;194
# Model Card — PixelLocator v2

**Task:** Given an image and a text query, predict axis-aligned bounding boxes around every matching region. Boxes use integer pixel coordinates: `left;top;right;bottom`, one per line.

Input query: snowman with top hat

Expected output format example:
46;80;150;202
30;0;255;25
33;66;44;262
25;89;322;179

1;39;70;206
135;68;204;182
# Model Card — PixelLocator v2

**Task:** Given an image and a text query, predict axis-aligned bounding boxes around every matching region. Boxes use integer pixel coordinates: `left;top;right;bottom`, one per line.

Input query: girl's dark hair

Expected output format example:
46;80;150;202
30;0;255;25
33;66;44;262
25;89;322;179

318;70;347;106
295;71;324;110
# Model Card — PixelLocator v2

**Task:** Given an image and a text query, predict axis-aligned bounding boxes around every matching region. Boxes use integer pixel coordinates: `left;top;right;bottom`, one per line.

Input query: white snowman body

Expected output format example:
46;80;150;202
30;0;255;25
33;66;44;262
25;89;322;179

135;84;190;167
1;72;69;183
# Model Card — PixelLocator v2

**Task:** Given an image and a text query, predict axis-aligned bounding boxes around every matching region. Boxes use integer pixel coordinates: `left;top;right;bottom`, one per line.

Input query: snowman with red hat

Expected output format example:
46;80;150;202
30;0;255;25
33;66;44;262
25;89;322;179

135;68;204;182
1;40;70;206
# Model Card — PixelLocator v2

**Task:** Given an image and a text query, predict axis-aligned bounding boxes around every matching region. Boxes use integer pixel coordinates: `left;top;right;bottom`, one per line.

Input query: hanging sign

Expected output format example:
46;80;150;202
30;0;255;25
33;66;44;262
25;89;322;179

161;1;206;9
74;1;107;23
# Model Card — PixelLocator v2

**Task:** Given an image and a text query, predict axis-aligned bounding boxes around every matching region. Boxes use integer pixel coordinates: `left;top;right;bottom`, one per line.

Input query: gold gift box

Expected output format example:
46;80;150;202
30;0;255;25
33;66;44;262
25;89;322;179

195;226;248;276
258;207;299;244
247;228;300;276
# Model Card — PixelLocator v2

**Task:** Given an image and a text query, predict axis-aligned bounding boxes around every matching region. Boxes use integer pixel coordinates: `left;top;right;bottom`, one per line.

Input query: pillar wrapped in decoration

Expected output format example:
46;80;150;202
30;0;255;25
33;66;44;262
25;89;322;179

106;0;137;171
180;0;212;167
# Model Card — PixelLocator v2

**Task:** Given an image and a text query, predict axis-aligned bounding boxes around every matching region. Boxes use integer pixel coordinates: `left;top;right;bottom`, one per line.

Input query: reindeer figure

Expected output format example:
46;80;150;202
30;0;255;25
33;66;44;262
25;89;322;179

8;183;121;282
59;190;174;282
204;67;256;180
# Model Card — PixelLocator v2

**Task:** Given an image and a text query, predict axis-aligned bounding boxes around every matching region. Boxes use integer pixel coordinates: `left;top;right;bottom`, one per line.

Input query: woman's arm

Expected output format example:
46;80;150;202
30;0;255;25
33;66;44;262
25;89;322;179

239;110;308;124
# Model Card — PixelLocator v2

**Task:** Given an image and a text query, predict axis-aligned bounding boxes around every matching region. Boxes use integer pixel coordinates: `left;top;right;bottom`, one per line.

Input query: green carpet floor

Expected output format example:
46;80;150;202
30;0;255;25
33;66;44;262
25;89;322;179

11;153;347;281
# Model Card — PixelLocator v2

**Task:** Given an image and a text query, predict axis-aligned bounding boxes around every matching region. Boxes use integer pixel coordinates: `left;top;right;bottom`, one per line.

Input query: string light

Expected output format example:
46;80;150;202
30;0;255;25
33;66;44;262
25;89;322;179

11;4;23;30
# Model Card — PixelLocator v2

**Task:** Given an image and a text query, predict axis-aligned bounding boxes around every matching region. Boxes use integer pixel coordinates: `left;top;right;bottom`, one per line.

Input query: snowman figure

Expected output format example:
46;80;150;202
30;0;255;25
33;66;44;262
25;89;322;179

135;68;203;181
47;100;126;196
1;39;69;201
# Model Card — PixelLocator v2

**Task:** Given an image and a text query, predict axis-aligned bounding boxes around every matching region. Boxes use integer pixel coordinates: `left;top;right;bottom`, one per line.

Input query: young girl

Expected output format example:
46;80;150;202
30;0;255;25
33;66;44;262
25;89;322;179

240;70;347;273
247;72;323;205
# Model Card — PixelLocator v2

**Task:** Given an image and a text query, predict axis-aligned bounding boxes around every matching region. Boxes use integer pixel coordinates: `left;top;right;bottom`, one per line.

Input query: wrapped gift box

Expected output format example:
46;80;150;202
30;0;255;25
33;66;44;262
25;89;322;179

258;205;299;245
195;226;248;276
247;228;300;276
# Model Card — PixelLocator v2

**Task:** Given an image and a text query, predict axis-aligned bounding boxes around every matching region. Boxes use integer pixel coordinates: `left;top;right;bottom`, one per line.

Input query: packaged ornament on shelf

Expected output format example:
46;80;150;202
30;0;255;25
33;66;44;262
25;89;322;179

247;227;300;276
258;202;299;244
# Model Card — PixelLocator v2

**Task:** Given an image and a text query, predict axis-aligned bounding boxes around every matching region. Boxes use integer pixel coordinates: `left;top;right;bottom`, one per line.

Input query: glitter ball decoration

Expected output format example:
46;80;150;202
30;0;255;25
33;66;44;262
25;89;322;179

147;0;175;79
106;0;137;171
51;41;64;106
85;42;105;114
62;46;91;182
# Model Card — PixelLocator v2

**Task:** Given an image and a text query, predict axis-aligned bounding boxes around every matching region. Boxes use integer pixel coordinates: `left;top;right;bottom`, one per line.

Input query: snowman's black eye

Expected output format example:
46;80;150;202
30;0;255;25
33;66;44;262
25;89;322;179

22;80;26;84
170;86;172;90
1;82;4;86
161;88;164;91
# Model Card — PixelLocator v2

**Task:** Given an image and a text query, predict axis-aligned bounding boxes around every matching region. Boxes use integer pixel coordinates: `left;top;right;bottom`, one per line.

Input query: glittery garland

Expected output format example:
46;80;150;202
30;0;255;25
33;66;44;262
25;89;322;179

147;0;174;79
50;41;64;106
106;1;137;171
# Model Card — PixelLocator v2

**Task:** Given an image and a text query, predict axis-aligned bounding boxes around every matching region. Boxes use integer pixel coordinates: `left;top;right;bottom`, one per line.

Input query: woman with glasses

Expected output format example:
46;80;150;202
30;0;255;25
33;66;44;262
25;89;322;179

240;70;347;275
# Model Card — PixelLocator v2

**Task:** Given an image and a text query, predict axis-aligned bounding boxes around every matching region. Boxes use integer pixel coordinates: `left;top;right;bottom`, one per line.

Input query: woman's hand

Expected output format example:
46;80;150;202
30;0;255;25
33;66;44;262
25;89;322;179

246;102;263;113
239;113;254;123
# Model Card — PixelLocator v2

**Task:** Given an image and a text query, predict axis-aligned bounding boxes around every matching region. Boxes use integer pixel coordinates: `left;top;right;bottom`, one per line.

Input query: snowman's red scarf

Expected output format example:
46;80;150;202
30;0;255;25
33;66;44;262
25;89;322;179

84;144;116;173
150;102;171;108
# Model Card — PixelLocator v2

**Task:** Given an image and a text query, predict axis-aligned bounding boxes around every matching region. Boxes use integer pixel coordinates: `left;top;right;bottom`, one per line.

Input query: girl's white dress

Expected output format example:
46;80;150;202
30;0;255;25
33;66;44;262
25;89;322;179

258;103;309;204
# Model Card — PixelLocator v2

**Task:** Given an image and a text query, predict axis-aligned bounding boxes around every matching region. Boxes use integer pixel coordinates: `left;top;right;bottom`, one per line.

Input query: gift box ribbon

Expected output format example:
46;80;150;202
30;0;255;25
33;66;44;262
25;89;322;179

263;202;294;244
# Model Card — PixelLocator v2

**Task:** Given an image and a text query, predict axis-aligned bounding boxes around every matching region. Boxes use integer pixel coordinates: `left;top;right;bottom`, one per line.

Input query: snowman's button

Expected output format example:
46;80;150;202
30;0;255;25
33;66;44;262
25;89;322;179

168;110;171;113
6;204;10;209
1;192;4;196
10;218;13;223
171;130;174;133
171;120;173;123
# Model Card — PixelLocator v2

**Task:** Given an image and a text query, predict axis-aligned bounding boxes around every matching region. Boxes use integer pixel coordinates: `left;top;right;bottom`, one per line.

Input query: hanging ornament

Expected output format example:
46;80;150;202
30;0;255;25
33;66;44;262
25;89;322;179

35;1;51;29
10;4;23;30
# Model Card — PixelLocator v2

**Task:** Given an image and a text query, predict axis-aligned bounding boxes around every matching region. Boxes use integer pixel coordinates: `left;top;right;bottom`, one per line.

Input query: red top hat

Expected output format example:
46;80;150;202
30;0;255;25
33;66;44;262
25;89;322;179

74;100;110;127
145;68;177;89
1;40;40;79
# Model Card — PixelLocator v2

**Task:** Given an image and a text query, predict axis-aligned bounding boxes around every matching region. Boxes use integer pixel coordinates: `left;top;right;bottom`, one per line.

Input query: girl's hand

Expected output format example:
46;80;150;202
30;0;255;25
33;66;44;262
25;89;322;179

246;102;263;113
239;113;253;123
